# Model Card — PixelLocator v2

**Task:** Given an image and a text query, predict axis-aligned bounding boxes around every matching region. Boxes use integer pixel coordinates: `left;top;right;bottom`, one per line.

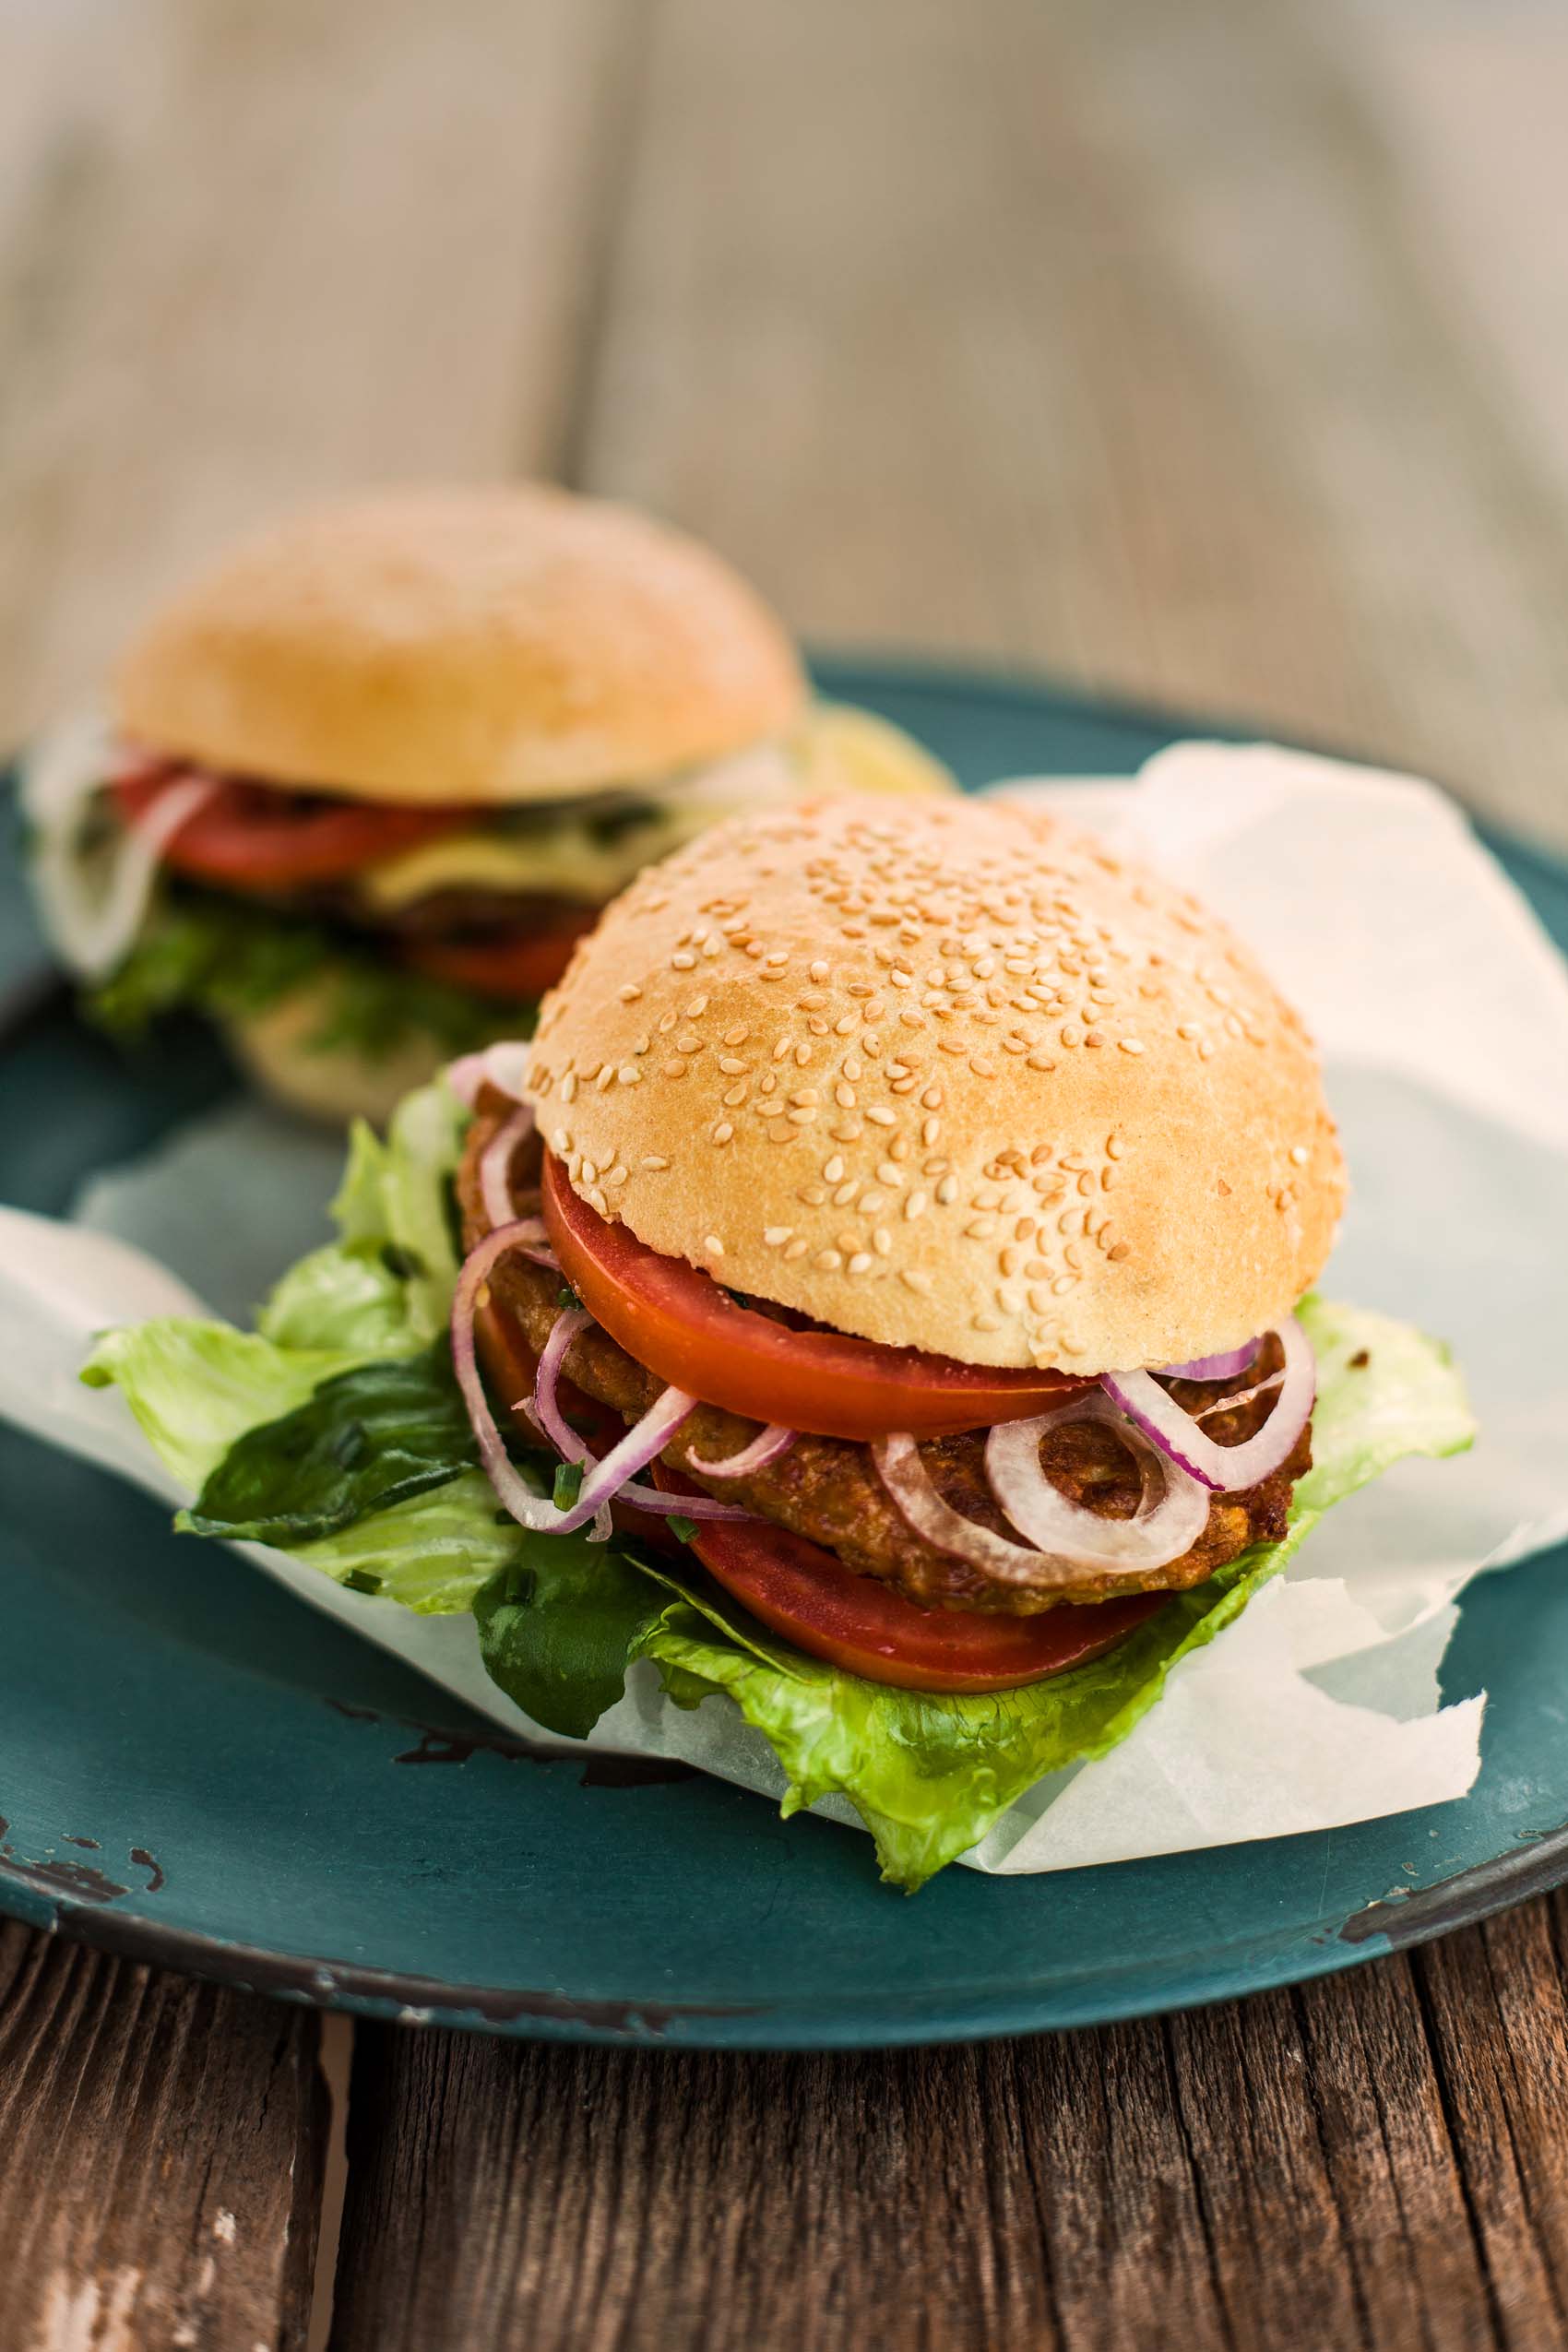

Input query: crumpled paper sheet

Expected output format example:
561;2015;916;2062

3;742;1566;1875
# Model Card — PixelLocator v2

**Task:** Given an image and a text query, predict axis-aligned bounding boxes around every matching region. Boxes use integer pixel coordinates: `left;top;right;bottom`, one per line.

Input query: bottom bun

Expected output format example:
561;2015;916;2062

223;988;453;1126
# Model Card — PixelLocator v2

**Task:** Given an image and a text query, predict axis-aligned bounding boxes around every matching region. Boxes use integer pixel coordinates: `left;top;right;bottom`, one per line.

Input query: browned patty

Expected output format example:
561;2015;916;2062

458;1099;1310;1616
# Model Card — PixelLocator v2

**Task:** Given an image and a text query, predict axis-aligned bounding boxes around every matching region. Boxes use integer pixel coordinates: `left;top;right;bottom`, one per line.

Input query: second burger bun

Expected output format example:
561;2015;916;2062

113;484;805;805
222;987;469;1129
523;795;1346;1375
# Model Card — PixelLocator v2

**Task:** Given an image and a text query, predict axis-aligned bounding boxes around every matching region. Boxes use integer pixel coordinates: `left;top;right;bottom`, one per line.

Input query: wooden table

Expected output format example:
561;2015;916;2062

4;3;1567;2343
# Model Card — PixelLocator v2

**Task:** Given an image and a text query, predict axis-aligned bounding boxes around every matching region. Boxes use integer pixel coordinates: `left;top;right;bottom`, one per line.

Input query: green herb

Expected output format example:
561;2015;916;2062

552;1459;585;1511
667;1515;698;1545
180;1343;478;1545
556;1284;581;1313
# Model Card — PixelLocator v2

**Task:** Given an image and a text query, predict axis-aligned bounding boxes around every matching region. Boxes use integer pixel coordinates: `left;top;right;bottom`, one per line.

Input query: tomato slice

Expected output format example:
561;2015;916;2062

541;1153;1090;1441
653;1467;1163;1692
403;913;597;1002
114;768;469;889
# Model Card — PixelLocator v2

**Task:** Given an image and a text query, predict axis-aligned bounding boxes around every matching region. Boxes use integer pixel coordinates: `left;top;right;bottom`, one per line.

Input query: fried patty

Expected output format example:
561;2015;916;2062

459;1099;1310;1616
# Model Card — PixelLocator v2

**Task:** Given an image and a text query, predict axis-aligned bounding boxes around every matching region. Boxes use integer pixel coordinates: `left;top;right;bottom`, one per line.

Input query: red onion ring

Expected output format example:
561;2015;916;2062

1160;1338;1261;1382
873;1403;1205;1589
451;1223;585;1535
983;1393;1211;1569
479;1103;537;1231
685;1424;798;1478
1100;1317;1314;1492
445;1039;534;1108
529;1308;754;1527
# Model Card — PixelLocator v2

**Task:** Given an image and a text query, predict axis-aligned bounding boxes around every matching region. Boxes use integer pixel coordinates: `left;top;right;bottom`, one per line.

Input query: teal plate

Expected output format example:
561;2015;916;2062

2;660;1566;2048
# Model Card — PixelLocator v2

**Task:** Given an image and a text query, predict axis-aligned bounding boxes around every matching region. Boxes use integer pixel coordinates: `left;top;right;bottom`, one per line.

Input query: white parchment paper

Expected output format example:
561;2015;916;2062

3;742;1566;1874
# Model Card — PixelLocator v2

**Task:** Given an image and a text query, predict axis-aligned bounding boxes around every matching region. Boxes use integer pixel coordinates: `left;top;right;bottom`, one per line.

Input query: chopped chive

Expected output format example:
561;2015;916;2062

552;1459;585;1510
668;1515;697;1545
557;1283;582;1312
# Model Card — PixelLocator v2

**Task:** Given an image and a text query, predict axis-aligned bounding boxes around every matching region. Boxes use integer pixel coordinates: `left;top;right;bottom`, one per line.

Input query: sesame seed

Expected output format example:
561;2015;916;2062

835;1083;856;1109
900;1269;933;1295
723;1083;748;1107
921;1117;940;1146
617;1063;641;1085
787;1108;817;1125
865;1107;896;1128
971;1312;1002;1332
1061;1026;1083;1049
1119;1038;1146;1056
799;1184;827;1206
1084;1028;1106;1049
719;1057;747;1075
663;1058;687;1079
966;1217;998;1240
784;1238;809;1261
705;1235;725;1255
860;1188;886;1214
1290;1144;1310;1166
561;1073;578;1103
724;1026;749;1047
873;1228;892;1255
711;1122;733;1145
810;959;829;982
795;1044;812;1066
936;1176;958;1205
832;1182;858;1206
816;1249;842;1271
764;1226;791;1247
671;952;695;970
905;1193;928;1220
1109;1242;1132;1261
641;1155;670;1170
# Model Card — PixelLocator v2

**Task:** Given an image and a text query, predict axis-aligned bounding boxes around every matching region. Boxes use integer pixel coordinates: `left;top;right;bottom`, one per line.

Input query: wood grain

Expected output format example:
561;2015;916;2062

0;0;636;752
0;1919;327;2351
327;1921;1568;2352
581;0;1568;846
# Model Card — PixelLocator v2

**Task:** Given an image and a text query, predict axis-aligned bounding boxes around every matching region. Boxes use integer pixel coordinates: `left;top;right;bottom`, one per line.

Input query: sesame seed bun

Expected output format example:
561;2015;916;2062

112;485;805;806
521;796;1346;1374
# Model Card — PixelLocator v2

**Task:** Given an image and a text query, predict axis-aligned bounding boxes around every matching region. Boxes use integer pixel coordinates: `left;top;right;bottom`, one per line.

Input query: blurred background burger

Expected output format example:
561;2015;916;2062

22;483;952;1123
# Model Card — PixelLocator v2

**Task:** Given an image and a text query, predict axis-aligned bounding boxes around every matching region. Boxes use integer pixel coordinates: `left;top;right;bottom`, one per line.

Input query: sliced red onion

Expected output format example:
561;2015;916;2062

444;1039;534;1108
479;1103;537;1230
30;769;218;980
532;1309;612;1540
1100;1317;1314;1492
530;1309;754;1528
983;1393;1210;1569
686;1423;798;1479
1160;1338;1261;1382
451;1223;586;1535
874;1404;1205;1589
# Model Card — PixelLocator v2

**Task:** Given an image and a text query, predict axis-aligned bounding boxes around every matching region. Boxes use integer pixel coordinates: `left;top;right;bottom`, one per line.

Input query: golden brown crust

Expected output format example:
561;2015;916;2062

113;485;805;805
521;794;1347;1374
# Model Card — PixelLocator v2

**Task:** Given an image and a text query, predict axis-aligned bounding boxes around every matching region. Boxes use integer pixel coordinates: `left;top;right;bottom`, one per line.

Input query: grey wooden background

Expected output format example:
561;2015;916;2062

4;2;1568;2345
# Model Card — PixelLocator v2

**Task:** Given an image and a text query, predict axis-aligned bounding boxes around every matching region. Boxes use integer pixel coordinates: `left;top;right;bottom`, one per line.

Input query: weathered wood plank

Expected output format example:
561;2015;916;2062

0;1919;327;2351
580;0;1568;844
329;1947;1535;2352
0;0;635;751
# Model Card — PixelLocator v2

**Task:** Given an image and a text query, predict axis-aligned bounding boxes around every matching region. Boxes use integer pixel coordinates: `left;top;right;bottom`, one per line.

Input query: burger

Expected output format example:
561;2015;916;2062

87;793;1473;1886
23;485;952;1123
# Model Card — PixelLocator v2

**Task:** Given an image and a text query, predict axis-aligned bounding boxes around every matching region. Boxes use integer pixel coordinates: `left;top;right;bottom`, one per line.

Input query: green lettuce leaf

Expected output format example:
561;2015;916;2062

475;1534;672;1740
88;882;538;1063
293;1471;529;1614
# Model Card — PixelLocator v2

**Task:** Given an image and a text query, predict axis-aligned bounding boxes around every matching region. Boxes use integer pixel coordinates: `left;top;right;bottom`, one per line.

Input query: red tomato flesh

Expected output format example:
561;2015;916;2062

403;914;597;1002
653;1467;1163;1692
114;768;469;889
541;1153;1091;1441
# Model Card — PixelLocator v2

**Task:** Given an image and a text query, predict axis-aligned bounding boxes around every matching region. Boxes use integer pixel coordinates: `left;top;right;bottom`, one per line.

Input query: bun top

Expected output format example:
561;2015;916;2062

113;485;805;805
522;795;1346;1373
